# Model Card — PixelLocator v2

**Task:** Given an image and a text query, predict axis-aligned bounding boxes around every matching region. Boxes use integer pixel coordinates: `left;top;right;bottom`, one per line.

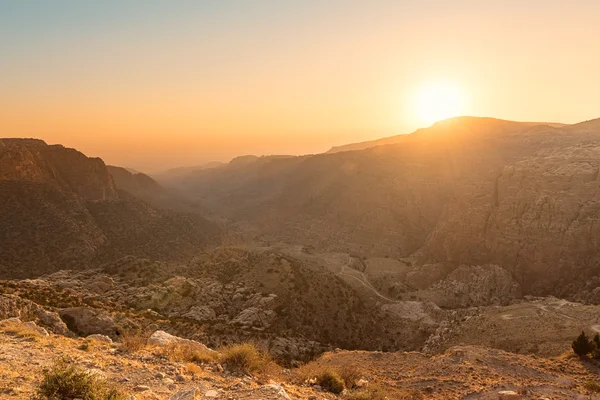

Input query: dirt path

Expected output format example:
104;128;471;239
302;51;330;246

337;264;396;303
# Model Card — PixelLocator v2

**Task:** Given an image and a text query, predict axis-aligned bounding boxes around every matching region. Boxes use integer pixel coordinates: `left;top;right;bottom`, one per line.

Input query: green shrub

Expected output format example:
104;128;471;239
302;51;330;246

572;331;593;356
34;357;127;400
316;369;345;394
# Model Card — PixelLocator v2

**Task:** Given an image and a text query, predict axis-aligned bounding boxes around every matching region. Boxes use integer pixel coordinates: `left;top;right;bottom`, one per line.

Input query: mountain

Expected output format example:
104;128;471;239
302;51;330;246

153;161;225;183
0;139;222;279
160;116;600;298
326;118;567;154
107;165;211;215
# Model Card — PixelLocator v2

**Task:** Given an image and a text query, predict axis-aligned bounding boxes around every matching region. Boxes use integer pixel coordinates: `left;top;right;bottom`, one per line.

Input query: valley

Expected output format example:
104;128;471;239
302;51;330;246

4;118;600;398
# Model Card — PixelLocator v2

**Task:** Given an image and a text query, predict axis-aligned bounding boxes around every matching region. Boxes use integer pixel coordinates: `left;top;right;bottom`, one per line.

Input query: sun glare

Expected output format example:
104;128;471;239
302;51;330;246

415;83;466;126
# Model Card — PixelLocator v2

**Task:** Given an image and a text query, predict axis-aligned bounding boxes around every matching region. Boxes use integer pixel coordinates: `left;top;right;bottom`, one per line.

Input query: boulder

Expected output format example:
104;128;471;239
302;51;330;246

147;330;216;354
182;306;216;322
86;334;113;344
58;307;117;338
22;321;49;336
498;390;521;400
231;307;275;329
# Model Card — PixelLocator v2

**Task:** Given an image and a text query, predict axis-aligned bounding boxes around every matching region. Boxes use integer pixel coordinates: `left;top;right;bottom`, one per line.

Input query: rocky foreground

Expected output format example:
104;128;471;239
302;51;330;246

2;318;600;399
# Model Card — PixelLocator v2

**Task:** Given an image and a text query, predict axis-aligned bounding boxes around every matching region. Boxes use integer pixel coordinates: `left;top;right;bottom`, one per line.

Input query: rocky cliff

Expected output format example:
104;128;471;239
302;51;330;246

0;139;221;279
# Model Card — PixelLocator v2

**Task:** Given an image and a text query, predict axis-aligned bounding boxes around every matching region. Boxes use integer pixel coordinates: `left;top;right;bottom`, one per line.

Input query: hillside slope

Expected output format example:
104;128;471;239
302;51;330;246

0;139;221;279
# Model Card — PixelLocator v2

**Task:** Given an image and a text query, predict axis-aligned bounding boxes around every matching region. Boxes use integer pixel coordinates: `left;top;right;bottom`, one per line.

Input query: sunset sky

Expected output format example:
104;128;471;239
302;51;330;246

2;0;600;172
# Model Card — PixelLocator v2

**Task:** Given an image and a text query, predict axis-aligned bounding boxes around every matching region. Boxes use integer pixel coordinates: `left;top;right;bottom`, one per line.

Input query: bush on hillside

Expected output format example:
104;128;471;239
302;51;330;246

220;343;273;376
572;331;593;356
316;369;345;394
34;356;127;400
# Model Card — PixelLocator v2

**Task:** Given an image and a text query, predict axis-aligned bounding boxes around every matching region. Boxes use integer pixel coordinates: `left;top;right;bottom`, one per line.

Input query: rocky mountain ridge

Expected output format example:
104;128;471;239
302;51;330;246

0;139;222;279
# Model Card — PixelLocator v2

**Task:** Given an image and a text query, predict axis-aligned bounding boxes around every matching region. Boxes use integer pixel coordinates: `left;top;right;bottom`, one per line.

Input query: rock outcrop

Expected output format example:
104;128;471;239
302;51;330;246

0;294;70;335
58;307;118;338
415;264;522;308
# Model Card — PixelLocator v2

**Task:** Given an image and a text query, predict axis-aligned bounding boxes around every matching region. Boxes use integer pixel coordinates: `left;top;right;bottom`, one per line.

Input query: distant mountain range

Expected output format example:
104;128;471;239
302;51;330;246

159;116;600;298
326;119;567;154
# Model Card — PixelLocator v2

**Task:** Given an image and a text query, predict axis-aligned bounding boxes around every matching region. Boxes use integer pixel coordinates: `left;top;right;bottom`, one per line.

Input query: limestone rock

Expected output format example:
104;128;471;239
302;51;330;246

168;387;201;400
22;321;49;336
0;294;70;336
147;330;216;354
182;306;216;322
86;334;113;344
58;307;117;338
498;390;521;400
231;308;274;329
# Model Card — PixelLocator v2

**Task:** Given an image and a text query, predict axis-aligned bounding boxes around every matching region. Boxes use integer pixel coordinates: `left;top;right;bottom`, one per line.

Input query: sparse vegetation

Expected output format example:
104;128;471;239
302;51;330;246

344;385;393;400
297;362;365;393
219;343;274;376
34;357;127;400
157;342;217;364
0;320;42;340
118;330;147;353
583;380;600;393
338;363;363;389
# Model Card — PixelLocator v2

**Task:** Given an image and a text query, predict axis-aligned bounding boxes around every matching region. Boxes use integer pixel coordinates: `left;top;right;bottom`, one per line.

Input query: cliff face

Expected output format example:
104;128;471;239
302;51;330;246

0;139;118;201
0;139;221;279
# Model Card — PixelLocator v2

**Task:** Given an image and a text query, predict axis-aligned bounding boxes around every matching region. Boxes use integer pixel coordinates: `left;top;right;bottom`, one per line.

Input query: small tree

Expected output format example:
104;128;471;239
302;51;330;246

591;333;600;360
573;331;593;356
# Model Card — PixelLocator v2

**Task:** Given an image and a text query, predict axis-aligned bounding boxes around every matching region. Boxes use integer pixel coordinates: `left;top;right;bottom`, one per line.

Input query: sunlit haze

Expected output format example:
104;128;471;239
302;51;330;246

2;0;600;172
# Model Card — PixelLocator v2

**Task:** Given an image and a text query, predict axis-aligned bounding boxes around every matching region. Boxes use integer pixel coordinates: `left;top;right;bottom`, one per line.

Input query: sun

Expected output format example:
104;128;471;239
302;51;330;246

414;83;466;126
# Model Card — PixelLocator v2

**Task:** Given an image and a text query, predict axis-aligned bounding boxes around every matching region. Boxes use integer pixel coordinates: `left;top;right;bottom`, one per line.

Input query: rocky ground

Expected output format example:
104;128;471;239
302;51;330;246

5;243;600;365
2;318;600;399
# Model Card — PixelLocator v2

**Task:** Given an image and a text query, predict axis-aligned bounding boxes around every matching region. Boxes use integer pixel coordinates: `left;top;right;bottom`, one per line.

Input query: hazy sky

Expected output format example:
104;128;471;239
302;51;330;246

2;0;600;172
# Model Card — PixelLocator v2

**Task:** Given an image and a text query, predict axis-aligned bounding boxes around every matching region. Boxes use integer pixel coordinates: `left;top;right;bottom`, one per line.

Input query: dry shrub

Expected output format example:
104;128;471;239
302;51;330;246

338;364;363;389
584;380;600;393
34;356;128;400
158;342;217;364
219;343;276;376
344;385;415;400
396;389;424;400
78;340;93;352
316;369;345;394
119;330;148;353
296;362;363;390
0;320;42;340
